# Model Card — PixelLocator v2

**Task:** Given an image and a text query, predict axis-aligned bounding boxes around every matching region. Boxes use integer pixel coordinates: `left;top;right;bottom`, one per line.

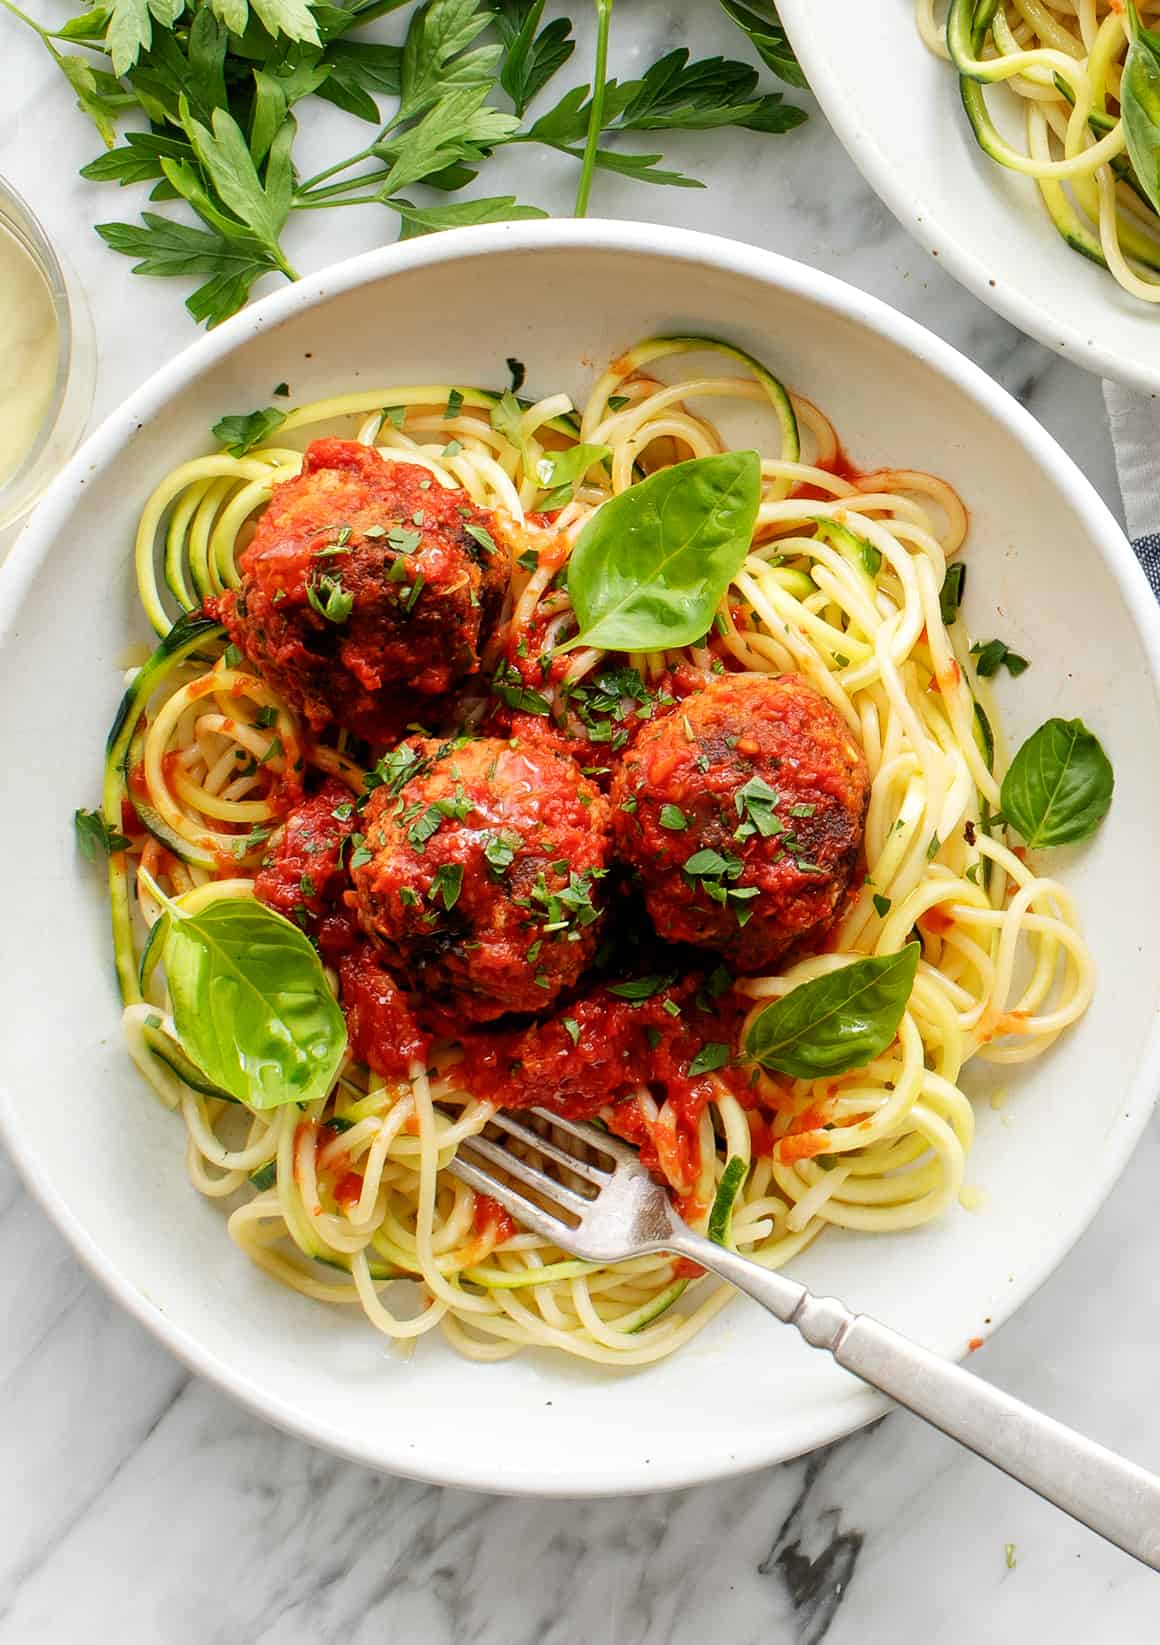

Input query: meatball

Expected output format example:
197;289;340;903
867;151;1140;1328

220;440;510;743
351;735;612;1026
611;673;870;971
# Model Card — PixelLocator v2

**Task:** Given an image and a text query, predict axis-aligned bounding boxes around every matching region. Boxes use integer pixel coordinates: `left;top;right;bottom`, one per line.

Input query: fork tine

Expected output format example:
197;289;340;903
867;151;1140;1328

487;1111;611;1185
529;1108;639;1164
444;1152;572;1241
459;1133;593;1214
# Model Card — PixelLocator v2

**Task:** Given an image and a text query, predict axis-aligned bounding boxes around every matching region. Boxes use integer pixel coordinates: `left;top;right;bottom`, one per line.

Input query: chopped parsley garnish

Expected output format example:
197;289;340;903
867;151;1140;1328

365;744;427;800
662;998;681;1018
74;808;131;860
306;572;353;624
607;395;630;411
223;642;241;668
430;862;464;911
299;873;316;898
259;734;283;766
872;893;892;918
273;382;290;399
860;539;882;577
970;638;1030;678
659;804;688;831
399;886;419;907
483;833;519;876
687;1042;730;1077
492;660;551;717
383;404;406;430
517;548;540;573
964;861;983;886
444;388;464;420
464;521;498;557
387;525;422;554
331;802;354;822
519;868;604;936
608;973;676;1001
313;525;352;559
788;803;816;818
927;833;941;860
443;439;463;457
734;774;782;840
254;705;278;729
402;572;426;615
562;1017;581;1046
349;834;373;870
506;357;526;393
683;846;756;925
407;808;444;851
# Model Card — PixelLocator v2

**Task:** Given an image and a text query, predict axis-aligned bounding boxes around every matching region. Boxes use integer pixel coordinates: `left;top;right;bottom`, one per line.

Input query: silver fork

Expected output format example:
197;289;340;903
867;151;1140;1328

448;1107;1160;1569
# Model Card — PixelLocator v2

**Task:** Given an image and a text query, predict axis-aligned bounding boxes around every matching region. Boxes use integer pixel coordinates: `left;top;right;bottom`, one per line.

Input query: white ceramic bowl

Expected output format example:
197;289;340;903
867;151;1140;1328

778;0;1160;393
2;221;1159;1495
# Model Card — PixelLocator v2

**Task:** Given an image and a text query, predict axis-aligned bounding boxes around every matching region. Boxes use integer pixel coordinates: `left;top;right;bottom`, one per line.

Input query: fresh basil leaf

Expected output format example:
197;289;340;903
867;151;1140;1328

718;0;808;89
431;861;464;909
970;638;1030;679
162;898;347;1109
999;718;1114;848
1122;4;1160;216
534;442;611;505
745;944;920;1079
74;807;132;860
212;405;287;455
566;451;761;652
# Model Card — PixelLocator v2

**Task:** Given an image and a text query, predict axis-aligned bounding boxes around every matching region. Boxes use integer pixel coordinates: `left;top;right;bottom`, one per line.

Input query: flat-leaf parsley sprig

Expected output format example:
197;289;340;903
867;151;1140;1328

0;0;808;327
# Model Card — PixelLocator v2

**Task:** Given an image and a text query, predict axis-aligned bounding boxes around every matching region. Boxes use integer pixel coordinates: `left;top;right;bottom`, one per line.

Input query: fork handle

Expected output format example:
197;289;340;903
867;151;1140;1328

671;1230;1160;1570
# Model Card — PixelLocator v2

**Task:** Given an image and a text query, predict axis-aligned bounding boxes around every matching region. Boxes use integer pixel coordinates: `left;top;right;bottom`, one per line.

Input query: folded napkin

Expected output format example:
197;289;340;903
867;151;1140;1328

1104;380;1160;598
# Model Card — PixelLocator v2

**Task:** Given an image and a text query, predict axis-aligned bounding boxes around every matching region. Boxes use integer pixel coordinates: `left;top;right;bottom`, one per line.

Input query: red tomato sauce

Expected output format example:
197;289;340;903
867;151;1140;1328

253;777;356;929
338;941;431;1078
792;445;870;503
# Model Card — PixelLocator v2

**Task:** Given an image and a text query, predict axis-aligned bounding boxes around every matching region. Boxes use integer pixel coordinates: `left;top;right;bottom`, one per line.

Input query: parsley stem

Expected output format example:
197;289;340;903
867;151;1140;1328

293;194;384;211
575;0;614;218
297;145;377;194
295;169;394;203
0;0;48;35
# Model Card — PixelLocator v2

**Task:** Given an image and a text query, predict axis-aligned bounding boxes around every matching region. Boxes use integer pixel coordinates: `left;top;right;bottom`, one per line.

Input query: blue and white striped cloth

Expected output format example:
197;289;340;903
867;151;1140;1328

1105;381;1160;599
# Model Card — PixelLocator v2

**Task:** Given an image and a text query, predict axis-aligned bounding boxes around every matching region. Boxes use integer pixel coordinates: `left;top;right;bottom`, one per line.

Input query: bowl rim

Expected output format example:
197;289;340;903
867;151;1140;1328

776;0;1160;397
3;217;1159;1495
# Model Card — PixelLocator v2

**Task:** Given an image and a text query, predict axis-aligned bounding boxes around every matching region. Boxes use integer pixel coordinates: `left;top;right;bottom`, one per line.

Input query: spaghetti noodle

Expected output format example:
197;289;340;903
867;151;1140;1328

96;336;1095;1365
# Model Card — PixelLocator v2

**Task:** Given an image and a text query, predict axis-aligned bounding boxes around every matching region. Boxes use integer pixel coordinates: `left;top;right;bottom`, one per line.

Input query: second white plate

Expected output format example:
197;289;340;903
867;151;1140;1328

779;0;1160;392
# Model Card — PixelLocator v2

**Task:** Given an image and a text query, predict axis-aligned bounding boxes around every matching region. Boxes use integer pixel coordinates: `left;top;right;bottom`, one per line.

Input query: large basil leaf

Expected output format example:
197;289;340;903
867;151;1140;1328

162;898;347;1109
999;718;1114;848
565;450;761;652
1122;4;1160;217
744;944;919;1079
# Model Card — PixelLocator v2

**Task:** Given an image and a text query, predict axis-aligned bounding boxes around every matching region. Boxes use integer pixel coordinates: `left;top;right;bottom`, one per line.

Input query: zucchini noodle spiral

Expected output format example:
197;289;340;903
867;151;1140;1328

918;0;1160;301
102;336;1094;1365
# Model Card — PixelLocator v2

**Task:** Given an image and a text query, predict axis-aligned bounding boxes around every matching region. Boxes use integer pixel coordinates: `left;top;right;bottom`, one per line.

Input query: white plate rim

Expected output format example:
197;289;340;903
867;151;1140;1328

778;0;1160;397
2;217;1159;1494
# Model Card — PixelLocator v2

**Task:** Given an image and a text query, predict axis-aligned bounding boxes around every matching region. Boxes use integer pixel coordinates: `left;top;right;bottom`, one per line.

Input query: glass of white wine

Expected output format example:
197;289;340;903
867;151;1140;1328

0;178;95;535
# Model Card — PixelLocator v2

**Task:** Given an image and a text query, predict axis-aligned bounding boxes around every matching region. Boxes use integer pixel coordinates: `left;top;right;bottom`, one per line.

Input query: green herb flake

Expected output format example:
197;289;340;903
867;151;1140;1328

212;406;287;458
444;388;464;420
74;807;131;860
306;573;353;625
562;1016;581;1046
688;1041;730;1077
659;804;688;831
872;893;892;918
431;862;464;911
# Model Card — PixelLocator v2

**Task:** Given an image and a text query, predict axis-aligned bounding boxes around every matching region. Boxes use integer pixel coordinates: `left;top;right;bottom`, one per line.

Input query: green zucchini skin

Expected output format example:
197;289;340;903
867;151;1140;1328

102;613;226;1004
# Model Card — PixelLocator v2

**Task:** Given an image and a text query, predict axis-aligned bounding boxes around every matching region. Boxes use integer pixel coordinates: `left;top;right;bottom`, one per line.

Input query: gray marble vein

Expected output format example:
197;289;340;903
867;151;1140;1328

0;2;1148;1639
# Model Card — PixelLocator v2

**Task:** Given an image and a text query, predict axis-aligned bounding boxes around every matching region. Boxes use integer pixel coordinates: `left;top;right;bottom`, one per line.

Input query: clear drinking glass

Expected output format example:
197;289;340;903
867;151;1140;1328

0;176;96;534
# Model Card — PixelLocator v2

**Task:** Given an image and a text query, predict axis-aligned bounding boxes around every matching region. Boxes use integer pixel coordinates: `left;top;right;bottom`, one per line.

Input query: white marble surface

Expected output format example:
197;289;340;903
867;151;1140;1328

2;5;1157;1640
